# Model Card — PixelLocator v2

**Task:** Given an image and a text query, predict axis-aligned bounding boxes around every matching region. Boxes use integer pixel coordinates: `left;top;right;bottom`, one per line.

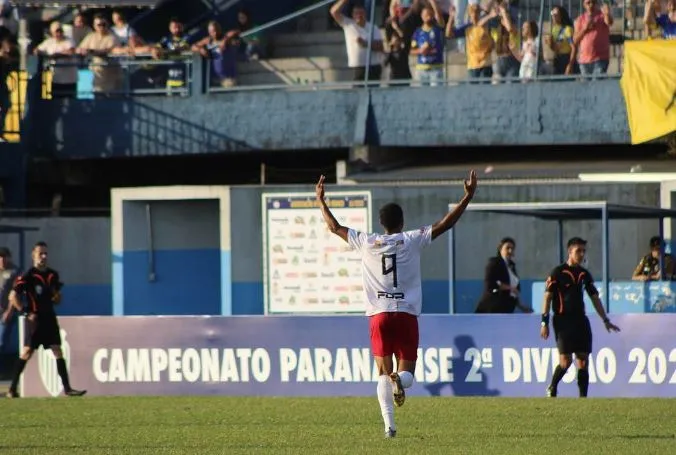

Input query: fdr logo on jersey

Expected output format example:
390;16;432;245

377;292;405;300
38;329;70;397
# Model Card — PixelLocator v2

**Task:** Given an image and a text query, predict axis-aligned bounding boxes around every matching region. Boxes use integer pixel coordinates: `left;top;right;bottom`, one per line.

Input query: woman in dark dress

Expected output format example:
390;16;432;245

475;237;533;314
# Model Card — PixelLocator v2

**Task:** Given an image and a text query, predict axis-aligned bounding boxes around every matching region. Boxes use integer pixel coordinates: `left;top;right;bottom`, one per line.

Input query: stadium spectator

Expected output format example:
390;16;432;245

513;21;538;81
644;0;676;39
573;0;612;77
111;10;140;49
234;9;264;61
0;247;20;359
631;236;675;281
410;3;445;86
0;29;16;138
475;237;533;313
0;1;17;37
445;4;496;83
545;6;578;75
76;14;122;95
34;21;77;97
151;18;190;91
330;0;384;82
70;12;91;47
386;0;424;48
191;21;239;88
489;0;519;82
385;33;412;82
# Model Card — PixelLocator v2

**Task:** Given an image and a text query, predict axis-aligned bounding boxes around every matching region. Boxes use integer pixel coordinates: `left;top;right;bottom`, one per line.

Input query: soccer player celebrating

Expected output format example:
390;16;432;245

540;237;620;398
316;170;477;438
2;241;86;398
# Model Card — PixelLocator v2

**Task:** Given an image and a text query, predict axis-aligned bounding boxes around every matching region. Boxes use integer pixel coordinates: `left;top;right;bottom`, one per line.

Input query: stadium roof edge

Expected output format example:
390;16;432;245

457;201;676;220
10;0;161;7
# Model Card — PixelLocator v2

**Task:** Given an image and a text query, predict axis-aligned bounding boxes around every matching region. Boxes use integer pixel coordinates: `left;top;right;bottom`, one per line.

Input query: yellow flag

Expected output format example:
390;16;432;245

620;40;676;145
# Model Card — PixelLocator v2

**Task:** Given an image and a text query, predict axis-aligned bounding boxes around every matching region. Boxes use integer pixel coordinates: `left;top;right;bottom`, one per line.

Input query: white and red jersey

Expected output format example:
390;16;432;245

348;226;433;316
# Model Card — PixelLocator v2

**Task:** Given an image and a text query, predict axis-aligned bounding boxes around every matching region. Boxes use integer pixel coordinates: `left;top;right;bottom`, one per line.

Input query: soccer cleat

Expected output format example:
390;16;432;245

65;389;87;397
390;372;406;407
385;427;397;438
5;390;18;398
546;386;557;398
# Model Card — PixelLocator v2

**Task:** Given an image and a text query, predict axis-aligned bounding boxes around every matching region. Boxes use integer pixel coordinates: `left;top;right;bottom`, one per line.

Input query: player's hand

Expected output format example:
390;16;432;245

1;310;9;324
604;320;620;333
464;170;477;198
52;291;62;304
540;325;549;340
315;175;326;201
600;3;610;16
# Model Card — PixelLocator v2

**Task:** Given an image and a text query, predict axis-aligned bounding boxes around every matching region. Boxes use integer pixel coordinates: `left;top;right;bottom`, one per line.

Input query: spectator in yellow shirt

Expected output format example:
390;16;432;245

445;4;496;83
545;5;579;75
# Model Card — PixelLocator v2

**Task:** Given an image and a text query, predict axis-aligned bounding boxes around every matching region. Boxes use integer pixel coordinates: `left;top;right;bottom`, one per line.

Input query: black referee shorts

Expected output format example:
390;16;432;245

24;316;62;350
553;315;592;355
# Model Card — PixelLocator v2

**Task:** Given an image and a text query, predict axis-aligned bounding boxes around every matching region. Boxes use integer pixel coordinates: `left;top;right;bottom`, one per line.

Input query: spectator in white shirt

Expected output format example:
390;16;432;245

111;10;140;49
330;0;385;82
34;21;78;97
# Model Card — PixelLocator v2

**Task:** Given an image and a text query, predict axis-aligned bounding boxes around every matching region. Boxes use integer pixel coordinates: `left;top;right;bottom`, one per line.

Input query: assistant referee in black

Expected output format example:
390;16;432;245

1;241;86;398
540;237;620;398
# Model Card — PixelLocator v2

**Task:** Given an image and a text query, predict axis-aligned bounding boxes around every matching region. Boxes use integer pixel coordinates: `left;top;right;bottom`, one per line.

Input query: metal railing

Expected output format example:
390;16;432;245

38;53;193;98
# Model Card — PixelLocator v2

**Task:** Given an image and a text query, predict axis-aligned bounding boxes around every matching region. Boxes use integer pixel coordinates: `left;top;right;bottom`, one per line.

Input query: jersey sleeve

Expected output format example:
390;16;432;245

544;268;559;293
583;270;599;297
12;272;30;294
347;229;367;252
50;270;64;291
407;226;433;250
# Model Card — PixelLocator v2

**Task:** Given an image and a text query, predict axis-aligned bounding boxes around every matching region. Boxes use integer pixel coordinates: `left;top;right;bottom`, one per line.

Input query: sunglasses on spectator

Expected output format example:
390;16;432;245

55;28;63;33
95;22;107;27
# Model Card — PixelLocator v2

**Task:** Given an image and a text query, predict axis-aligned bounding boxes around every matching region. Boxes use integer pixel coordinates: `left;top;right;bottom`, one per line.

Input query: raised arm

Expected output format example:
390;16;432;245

330;0;350;26
316;175;349;243
430;170;477;240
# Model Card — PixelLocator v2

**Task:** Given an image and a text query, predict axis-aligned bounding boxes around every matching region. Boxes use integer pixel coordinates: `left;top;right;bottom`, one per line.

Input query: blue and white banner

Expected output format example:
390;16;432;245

20;315;676;398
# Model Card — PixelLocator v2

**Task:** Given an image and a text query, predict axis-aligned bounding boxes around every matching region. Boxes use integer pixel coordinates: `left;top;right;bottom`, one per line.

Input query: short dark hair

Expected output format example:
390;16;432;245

33;241;48;250
567;237;587;248
496;237;515;256
379;203;404;232
169;16;182;25
650;236;664;249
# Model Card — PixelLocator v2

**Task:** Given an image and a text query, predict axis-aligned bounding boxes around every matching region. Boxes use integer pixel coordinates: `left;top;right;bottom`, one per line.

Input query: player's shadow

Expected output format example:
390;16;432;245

423;334;501;397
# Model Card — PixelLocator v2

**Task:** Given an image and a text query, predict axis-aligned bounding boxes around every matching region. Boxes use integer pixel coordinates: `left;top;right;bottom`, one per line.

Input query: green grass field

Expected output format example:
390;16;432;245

1;396;675;454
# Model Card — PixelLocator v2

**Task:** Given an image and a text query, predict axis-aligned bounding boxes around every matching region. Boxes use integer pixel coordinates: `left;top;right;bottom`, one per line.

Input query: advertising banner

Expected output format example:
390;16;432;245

262;192;371;314
20;315;676;398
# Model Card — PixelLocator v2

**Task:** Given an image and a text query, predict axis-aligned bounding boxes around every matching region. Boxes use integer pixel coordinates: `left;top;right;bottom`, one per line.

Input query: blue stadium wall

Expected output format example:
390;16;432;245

27;80;629;159
1;181;662;320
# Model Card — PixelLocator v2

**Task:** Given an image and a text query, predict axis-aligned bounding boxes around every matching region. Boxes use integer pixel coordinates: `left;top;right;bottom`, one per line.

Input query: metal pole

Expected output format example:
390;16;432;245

557;219;564;263
448;223;456;314
534;0;546;79
364;0;377;85
601;204;610;312
659;217;665;279
146;203;156;282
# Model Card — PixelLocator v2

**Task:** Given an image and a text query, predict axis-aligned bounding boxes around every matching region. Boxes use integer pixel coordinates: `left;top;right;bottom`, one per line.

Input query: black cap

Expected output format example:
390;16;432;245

0;247;10;258
567;237;587;248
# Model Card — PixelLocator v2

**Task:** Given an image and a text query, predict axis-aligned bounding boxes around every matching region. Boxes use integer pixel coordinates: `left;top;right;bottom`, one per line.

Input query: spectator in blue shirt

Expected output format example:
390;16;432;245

410;3;445;86
646;0;676;39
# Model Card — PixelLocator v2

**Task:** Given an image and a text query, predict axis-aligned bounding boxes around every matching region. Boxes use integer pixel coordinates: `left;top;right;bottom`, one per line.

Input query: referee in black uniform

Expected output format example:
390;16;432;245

540;237;620;398
2;241;86;398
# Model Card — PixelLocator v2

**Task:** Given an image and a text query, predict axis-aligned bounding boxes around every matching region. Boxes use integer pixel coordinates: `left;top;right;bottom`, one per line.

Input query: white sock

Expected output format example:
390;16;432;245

377;375;395;432
398;371;414;389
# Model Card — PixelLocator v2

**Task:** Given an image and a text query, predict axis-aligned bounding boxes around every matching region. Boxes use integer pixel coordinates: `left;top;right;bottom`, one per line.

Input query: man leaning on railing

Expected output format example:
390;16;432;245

151;17;191;93
34;21;77;98
76;14;122;96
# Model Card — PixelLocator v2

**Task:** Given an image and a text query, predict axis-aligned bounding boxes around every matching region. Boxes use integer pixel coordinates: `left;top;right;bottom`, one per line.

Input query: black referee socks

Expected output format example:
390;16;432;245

9;358;27;392
577;368;589;397
56;358;71;392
